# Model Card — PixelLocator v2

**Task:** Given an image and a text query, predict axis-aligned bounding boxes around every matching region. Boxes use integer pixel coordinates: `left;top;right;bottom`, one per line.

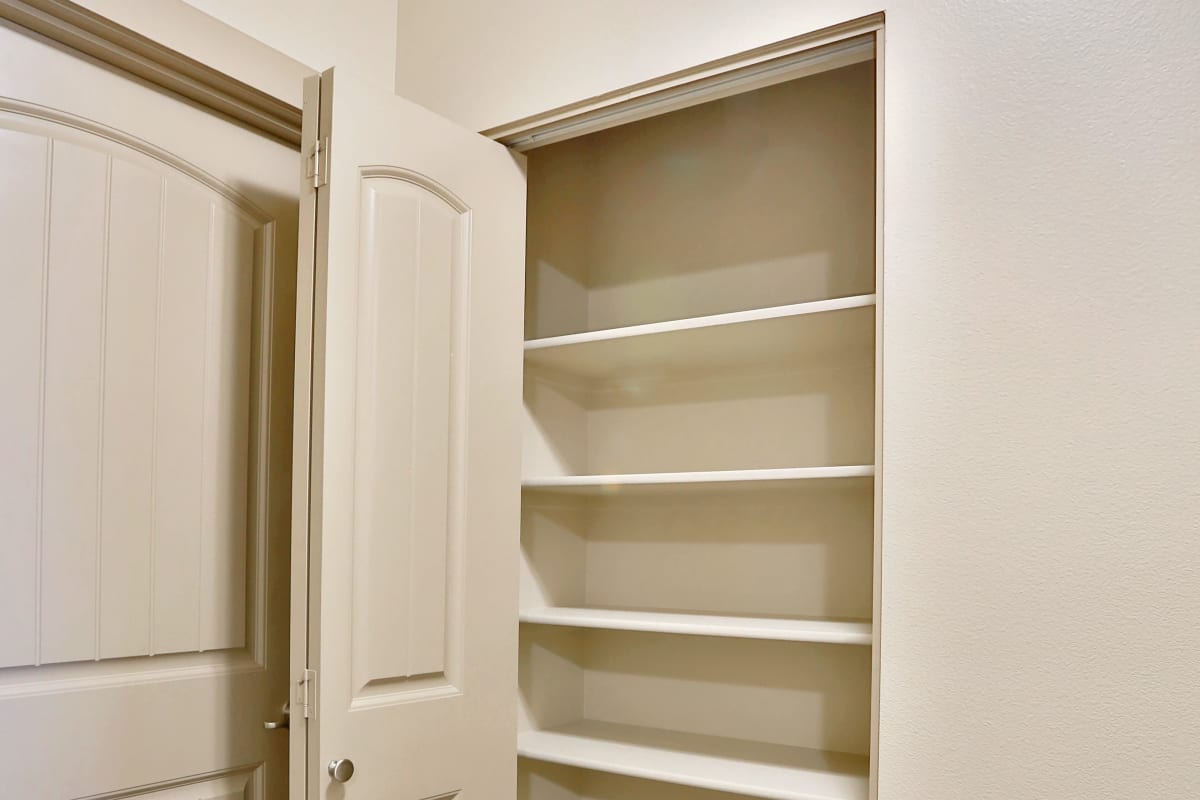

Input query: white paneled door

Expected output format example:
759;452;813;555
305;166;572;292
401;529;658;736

0;20;297;800
292;70;525;798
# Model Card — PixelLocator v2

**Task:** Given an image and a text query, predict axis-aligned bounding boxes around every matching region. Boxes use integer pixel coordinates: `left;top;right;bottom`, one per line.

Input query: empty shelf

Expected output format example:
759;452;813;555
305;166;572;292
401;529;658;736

525;294;876;380
522;465;873;495
518;720;869;800
519;607;872;645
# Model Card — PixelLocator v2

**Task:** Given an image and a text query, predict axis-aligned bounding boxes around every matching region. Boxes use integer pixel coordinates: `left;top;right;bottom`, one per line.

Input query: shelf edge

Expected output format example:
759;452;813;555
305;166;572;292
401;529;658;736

522;465;875;488
519;608;874;645
517;729;868;800
524;294;877;351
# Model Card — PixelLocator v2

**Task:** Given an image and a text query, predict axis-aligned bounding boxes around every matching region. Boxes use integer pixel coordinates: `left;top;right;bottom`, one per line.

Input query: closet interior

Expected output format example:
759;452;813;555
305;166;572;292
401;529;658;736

517;48;879;800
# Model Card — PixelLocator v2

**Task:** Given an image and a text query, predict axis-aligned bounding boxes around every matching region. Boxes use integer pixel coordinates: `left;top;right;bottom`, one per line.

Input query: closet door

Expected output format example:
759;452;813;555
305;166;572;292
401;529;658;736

0;18;296;800
292;69;526;798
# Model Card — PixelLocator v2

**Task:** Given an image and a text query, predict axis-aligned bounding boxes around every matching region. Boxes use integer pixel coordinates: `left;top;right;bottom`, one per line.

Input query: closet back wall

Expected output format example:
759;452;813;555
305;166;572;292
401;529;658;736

397;3;1200;800
525;61;875;338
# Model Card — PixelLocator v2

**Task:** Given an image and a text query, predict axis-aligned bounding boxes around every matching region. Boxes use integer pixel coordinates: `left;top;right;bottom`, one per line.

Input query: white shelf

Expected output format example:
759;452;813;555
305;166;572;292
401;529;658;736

518;720;869;800
520;607;872;645
522;465;873;495
525;294;876;380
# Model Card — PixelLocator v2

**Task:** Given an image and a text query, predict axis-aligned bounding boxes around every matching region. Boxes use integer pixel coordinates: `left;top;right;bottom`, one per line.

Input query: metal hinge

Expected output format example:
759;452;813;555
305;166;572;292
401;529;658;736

306;137;330;188
298;668;317;718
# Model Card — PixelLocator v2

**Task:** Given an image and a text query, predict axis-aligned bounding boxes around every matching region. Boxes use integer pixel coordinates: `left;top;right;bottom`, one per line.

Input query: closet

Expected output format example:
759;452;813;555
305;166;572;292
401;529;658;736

289;15;881;799
515;48;879;800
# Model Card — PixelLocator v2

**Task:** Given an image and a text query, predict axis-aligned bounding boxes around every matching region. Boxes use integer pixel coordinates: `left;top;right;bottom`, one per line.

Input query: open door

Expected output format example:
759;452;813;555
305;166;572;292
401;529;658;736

291;69;526;798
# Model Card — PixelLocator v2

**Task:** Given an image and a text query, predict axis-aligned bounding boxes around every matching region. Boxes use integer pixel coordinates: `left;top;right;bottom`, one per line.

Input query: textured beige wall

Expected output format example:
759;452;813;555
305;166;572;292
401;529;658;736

182;0;397;90
81;0;394;101
397;2;1200;798
72;0;312;105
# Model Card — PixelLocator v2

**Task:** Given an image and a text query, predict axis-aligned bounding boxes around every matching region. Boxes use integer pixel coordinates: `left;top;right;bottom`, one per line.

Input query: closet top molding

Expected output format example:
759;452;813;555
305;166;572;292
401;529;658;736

0;0;303;147
483;12;883;151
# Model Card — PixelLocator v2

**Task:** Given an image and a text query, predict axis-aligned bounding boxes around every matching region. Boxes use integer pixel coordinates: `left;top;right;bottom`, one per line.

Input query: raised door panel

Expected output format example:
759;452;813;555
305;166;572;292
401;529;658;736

90;765;262;800
0;107;266;671
351;171;466;700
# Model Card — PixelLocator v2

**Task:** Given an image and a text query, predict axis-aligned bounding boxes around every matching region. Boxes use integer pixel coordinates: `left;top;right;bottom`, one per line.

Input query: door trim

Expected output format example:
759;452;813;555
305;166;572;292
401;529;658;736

482;12;883;150
0;0;302;146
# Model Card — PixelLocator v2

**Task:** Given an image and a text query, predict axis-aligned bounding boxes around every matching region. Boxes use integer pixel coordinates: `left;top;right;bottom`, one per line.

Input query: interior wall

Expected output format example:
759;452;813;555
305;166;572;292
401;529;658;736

398;2;1200;799
525;61;876;338
179;0;397;89
71;0;312;105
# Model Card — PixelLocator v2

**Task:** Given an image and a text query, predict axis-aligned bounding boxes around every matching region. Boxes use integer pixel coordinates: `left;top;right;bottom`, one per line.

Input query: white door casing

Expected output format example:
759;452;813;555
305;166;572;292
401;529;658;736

292;69;525;798
0;19;297;799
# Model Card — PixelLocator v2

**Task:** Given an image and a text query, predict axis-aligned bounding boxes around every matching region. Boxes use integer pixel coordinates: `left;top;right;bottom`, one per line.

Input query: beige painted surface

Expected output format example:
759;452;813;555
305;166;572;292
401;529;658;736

295;68;527;798
74;0;312;105
525;62;875;339
0;19;297;800
182;0;397;89
521;625;871;756
518;61;877;799
400;2;1200;799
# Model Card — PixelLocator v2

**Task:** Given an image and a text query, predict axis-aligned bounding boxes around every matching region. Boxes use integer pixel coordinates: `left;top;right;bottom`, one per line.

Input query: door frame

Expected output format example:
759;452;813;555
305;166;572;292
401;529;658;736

482;13;882;152
0;0;301;146
482;13;887;798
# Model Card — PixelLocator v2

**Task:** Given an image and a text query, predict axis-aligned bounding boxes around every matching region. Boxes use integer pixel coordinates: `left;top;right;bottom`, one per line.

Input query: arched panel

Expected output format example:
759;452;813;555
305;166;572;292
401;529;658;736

0;103;270;671
350;168;471;703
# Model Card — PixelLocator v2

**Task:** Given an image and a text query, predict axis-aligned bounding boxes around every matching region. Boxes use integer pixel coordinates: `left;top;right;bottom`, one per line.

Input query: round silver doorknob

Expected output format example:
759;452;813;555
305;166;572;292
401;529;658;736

328;758;355;783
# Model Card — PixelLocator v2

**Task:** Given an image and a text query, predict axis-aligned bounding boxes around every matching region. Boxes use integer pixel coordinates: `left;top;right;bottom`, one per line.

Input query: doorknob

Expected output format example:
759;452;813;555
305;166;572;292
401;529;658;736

328;758;355;783
263;702;290;730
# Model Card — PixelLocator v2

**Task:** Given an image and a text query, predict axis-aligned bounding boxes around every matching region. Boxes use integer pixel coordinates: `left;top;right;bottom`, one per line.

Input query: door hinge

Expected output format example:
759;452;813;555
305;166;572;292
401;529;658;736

298;668;317;718
306;137;330;188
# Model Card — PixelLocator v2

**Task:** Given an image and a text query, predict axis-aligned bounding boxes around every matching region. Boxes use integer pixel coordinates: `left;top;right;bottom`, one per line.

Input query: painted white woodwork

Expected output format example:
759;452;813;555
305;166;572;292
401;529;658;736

350;171;461;691
0;121;258;665
154;181;212;655
520;607;871;645
294;68;525;798
524;466;873;490
38;138;108;666
587;631;869;755
0;22;295;799
99;158;162;661
577;770;823;800
0;126;46;669
520;627;871;759
523;484;873;620
527;760;821;800
518;721;868;800
492;34;875;151
200;206;256;652
0;0;304;143
525;296;875;381
517;53;878;800
87;765;261;800
524;351;875;478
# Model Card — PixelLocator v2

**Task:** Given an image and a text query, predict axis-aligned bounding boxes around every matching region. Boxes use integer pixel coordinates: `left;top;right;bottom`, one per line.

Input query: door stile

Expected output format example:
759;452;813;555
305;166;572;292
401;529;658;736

290;71;323;800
